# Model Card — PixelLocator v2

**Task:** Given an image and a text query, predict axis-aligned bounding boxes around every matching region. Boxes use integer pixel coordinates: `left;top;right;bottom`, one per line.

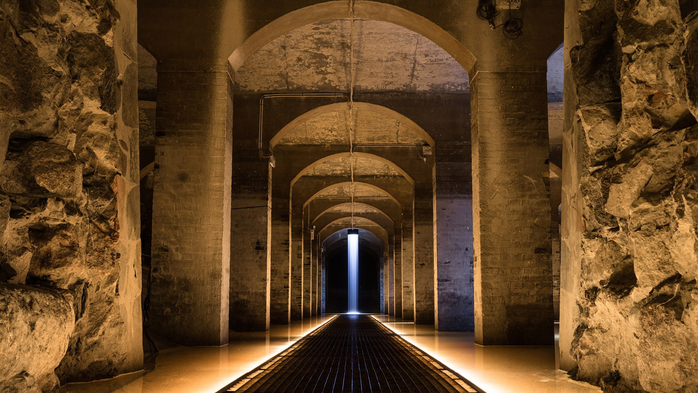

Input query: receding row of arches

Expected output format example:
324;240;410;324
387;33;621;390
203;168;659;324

138;0;565;352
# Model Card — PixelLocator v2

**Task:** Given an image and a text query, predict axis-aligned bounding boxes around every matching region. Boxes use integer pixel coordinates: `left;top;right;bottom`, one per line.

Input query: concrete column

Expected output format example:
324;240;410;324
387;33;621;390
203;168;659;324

470;68;553;345
380;253;385;314
302;216;312;318
414;182;436;324
383;236;388;315
321;247;326;314
435;162;474;331
394;233;402;318
291;215;303;320
270;181;290;324
150;60;231;345
230;160;271;331
402;218;414;321
306;228;314;317
315;238;321;315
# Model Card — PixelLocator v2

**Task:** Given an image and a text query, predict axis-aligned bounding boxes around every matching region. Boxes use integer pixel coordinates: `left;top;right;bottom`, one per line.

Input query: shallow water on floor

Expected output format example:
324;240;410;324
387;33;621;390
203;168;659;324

61;314;600;393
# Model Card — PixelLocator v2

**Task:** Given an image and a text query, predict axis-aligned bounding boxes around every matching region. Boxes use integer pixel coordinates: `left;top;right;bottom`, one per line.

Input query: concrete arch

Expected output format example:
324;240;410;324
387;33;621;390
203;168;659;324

323;228;384;257
303;181;402;209
290;152;414;188
269;102;436;149
228;1;475;74
313;202;394;227
307;198;402;229
318;217;389;244
315;209;395;237
320;226;389;257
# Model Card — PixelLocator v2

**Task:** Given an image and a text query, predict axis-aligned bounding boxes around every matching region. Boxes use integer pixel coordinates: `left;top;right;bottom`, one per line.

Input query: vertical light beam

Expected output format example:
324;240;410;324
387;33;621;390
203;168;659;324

347;229;359;313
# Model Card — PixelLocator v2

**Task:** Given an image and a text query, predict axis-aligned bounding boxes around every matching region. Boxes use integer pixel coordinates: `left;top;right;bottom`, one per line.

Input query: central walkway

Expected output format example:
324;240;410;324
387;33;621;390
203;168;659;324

219;315;482;393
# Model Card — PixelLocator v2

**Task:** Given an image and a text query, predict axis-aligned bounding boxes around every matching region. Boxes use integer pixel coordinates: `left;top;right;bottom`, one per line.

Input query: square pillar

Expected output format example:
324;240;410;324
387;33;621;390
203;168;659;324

291;214;303;320
270;178;291;324
315;239;322;315
414;184;436;325
402;219;414;321
386;236;393;315
321;247;326;314
470;69;553;345
230;160;271;331
150;60;231;345
435;161;475;331
380;253;385;314
394;232;402;318
302;214;312;318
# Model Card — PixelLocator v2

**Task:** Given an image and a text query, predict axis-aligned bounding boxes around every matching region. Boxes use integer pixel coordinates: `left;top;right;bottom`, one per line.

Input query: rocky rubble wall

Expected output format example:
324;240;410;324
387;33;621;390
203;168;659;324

0;284;75;392
0;0;142;387
563;0;698;391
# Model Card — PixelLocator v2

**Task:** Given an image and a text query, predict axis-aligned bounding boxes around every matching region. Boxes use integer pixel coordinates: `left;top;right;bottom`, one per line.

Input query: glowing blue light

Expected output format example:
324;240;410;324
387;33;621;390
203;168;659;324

347;229;359;313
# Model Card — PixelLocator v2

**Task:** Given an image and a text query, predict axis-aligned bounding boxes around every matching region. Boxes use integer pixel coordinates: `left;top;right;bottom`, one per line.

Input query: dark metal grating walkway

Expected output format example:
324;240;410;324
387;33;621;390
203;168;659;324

218;315;484;393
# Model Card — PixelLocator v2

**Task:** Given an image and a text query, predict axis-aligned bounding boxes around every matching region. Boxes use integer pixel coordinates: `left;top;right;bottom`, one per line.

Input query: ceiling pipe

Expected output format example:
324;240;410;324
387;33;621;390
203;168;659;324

258;92;349;159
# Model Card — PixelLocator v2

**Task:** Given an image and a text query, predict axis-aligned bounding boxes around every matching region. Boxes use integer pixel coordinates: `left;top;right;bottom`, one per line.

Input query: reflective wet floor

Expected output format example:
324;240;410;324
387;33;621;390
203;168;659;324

60;315;600;393
219;314;481;393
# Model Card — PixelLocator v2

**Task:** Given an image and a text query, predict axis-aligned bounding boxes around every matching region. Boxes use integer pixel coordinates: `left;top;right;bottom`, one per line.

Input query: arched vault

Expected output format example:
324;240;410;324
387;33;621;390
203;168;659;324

228;1;475;74
270;102;435;149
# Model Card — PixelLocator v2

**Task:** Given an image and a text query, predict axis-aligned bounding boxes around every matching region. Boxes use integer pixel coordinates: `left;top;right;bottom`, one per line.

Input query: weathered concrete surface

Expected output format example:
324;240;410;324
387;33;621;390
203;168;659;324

413;184;435;325
562;0;698;391
150;62;231;345
0;284;75;393
402;221;415;321
435;195;474;331
235;19;469;93
0;0;142;384
471;68;554;345
230;189;270;331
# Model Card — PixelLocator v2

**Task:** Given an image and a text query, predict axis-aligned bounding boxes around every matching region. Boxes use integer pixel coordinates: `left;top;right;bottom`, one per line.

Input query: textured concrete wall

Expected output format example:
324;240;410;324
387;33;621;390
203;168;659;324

561;0;698;390
402;221;414;321
315;239;321;315
394;233;403;318
321;249;326;314
435;194;474;331
150;62;230;345
0;0;142;386
270;183;291;324
302;216;312;318
414;183;436;324
230;162;270;331
291;215;303;320
471;69;553;345
386;237;394;315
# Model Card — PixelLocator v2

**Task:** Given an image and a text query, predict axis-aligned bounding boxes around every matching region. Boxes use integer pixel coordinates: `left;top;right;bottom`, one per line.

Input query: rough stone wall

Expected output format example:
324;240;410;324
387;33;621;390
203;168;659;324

0;284;75;392
0;0;142;387
563;0;698;391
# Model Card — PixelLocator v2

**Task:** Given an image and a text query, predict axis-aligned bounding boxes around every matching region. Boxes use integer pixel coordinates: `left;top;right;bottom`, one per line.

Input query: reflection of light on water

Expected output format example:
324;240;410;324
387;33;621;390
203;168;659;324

348;231;359;312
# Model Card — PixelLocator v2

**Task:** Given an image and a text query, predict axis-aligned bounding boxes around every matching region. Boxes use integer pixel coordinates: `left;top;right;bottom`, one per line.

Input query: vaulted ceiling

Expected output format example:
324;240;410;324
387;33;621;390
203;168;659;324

234;19;470;93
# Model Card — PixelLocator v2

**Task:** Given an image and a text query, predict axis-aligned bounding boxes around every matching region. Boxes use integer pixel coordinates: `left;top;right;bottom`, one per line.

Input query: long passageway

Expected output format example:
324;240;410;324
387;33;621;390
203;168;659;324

219;315;483;393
